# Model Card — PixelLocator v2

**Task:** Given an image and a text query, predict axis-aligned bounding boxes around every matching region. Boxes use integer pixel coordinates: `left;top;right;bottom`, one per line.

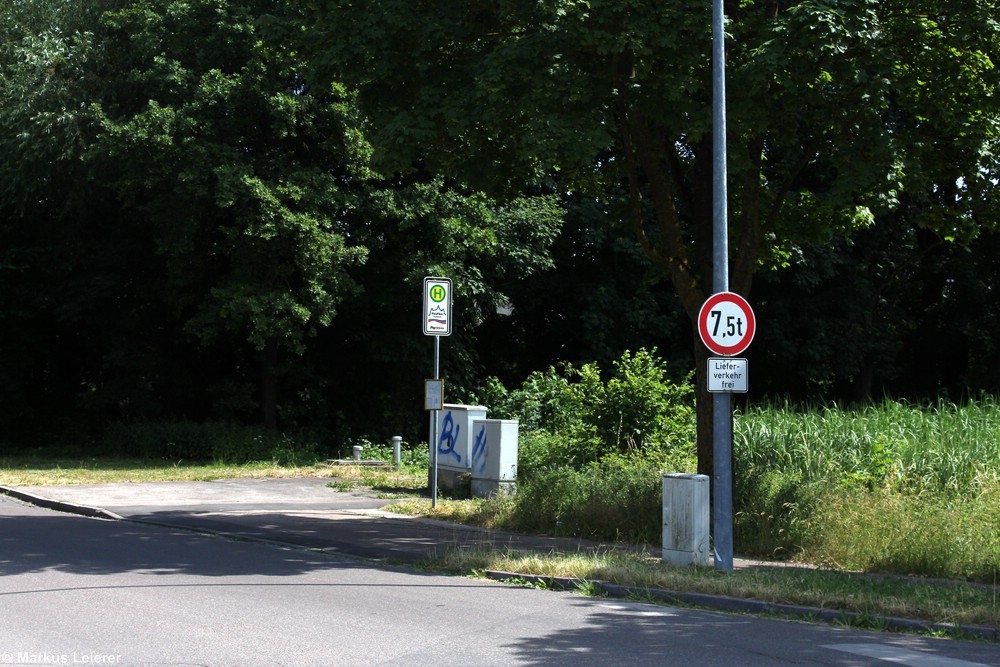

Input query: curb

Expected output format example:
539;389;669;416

0;486;123;521
482;571;1000;643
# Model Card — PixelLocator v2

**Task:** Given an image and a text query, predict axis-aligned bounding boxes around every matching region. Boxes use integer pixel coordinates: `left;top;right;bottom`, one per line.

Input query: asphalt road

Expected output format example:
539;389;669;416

2;494;998;667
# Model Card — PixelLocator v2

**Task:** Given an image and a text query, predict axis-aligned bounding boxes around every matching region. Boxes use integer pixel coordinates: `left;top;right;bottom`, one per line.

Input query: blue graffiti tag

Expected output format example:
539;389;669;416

471;424;488;475
438;411;462;463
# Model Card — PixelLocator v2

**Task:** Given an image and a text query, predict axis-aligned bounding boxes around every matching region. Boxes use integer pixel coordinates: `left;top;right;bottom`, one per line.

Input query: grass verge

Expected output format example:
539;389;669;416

431;547;1000;632
0;457;325;485
385;497;1000;633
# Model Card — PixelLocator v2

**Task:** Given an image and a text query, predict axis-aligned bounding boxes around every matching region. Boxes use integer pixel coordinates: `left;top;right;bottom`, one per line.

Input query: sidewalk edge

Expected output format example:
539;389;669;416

0;485;124;521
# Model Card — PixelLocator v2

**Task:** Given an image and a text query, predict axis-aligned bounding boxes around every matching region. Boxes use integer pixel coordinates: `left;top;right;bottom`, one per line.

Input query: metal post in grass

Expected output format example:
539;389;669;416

711;0;734;572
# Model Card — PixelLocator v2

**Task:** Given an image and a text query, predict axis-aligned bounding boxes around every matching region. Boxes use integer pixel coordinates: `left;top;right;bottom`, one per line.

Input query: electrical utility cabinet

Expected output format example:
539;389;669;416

469;419;518;497
435;403;487;488
662;473;710;566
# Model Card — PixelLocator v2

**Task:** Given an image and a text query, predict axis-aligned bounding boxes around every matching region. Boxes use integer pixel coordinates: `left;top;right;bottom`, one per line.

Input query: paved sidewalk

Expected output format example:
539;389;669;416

0;477;648;563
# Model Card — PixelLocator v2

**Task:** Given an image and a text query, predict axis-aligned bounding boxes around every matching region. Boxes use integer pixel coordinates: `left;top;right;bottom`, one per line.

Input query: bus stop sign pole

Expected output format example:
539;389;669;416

423;277;452;510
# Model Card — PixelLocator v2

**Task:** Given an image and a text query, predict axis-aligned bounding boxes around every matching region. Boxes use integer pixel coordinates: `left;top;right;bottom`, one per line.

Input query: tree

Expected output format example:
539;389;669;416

299;0;1000;472
309;176;564;440
83;0;379;428
0;0;566;438
0;0;144;436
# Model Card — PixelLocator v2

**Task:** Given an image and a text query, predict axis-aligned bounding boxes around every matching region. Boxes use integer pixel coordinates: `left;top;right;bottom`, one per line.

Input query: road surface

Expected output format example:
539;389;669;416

1;495;997;666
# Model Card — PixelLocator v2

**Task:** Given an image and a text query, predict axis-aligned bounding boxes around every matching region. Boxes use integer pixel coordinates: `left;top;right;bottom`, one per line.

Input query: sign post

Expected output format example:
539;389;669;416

423;277;452;509
699;291;755;572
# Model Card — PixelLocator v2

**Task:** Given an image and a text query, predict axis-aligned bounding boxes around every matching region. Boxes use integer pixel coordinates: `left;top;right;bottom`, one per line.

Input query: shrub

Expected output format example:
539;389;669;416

516;430;599;479
478;367;591;434
588;349;695;458
477;348;696;476
346;437;429;467
511;457;663;544
101;420;318;464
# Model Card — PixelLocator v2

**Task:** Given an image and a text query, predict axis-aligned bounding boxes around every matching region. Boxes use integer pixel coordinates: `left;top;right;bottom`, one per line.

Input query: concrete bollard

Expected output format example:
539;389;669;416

352;445;363;462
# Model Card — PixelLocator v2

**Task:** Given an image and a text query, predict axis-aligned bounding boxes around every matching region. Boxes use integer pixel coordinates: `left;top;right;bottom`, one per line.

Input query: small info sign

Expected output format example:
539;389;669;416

707;357;748;393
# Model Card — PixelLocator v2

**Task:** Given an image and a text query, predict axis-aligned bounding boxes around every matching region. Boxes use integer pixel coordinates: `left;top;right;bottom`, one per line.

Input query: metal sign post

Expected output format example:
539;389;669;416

423;277;452;509
711;0;734;573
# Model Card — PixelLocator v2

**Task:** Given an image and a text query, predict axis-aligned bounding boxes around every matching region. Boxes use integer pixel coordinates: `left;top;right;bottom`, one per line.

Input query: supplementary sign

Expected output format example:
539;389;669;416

423;277;452;336
707;357;748;393
424;379;444;411
698;291;756;356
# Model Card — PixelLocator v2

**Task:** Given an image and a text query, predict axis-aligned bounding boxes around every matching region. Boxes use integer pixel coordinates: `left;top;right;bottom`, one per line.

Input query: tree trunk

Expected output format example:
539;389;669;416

693;335;715;477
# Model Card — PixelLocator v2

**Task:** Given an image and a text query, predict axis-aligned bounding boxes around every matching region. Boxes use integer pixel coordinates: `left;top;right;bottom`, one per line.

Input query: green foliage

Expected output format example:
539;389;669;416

88;0;370;357
800;486;1000;583
298;0;1000;476
345;438;429;468
589;350;695;456
736;399;1000;496
732;399;1000;580
100;421;318;464
733;469;821;560
477;348;696;476
478;396;1000;582
514;431;598;484
0;0;566;437
511;458;663;545
478;368;589;435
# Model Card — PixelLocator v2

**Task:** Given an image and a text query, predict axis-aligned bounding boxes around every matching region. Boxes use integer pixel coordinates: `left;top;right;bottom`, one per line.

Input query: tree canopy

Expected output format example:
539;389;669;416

0;0;997;454
299;0;1000;469
0;0;562;436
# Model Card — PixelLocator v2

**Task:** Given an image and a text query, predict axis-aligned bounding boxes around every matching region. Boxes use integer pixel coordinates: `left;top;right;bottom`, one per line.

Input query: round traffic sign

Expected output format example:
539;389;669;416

429;284;447;302
698;292;756;356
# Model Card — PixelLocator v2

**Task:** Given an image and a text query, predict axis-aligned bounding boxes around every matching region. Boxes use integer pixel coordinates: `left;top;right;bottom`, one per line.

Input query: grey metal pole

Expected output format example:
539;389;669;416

431;334;440;509
712;0;734;572
392;435;402;469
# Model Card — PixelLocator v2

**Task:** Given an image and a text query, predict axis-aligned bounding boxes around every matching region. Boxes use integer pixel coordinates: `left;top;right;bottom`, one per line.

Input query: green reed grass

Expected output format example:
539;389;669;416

736;398;1000;494
734;398;1000;581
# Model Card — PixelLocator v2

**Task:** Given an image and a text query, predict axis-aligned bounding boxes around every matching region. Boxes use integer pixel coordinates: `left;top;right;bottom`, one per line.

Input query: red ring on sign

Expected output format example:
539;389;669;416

698;292;756;356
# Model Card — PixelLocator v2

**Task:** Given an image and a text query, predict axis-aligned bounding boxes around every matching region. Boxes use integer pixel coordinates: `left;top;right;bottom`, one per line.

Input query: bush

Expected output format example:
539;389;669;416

477;348;696;476
101;420;318;464
477;367;591;434
511;457;663;544
516;431;599;479
346;437;429;467
589;349;695;457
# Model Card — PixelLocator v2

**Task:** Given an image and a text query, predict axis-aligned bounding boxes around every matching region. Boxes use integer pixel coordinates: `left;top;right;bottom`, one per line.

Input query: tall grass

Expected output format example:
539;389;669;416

734;399;1000;581
736;398;1000;494
480;351;1000;582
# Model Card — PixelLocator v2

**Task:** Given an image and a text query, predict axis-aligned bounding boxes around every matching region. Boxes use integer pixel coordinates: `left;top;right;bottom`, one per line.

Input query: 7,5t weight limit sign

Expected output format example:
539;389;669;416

698;292;756;357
